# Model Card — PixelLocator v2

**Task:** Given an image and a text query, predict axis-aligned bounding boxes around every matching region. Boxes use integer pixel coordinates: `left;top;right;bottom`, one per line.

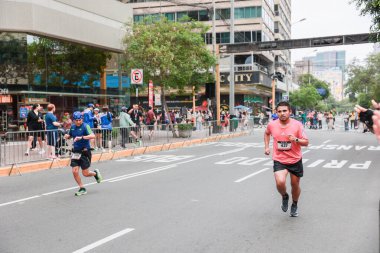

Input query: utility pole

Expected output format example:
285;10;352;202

229;0;235;115
212;0;220;126
216;45;221;126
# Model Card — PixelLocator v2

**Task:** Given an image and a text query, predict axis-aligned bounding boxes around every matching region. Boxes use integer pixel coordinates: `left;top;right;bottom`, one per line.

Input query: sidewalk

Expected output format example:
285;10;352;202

0;125;252;176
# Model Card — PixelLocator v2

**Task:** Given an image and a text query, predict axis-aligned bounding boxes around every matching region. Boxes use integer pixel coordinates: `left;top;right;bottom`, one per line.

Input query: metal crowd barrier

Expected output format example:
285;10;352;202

0;120;254;168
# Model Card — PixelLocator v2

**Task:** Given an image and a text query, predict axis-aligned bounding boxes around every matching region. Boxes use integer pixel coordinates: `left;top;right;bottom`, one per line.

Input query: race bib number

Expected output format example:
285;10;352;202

71;153;82;160
277;141;292;151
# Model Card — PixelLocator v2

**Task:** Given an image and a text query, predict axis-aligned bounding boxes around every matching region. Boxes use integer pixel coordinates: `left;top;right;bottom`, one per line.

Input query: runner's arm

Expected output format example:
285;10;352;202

82;124;95;140
264;131;271;155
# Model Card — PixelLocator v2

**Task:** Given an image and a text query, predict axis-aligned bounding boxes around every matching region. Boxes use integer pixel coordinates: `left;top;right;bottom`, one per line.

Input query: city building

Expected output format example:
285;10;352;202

0;0;131;131
292;50;346;101
122;0;292;111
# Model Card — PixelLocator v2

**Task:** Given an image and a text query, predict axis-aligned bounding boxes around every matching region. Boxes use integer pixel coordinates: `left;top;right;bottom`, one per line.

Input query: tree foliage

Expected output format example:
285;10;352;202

352;0;380;37
123;16;216;106
345;53;380;107
298;74;331;99
27;37;111;87
289;84;322;110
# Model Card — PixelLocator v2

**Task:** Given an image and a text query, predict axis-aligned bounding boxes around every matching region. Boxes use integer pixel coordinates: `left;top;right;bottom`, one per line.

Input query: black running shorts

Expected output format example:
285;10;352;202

70;150;92;170
273;159;304;177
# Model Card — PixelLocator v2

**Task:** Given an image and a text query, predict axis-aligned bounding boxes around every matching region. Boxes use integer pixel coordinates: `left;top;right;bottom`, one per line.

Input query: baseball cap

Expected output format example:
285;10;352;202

73;111;83;120
88;103;94;108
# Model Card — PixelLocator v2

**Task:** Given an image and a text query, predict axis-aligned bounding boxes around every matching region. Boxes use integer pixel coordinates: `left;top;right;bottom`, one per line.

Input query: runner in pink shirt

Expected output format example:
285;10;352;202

264;101;309;217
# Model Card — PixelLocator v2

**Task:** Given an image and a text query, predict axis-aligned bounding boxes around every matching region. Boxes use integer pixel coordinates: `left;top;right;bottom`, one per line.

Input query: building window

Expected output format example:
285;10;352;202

234;6;261;19
216;9;230;20
234;31;252;43
165;13;175;21
205;32;231;44
133;15;145;23
199;10;209;21
188;11;198;21
177;11;188;21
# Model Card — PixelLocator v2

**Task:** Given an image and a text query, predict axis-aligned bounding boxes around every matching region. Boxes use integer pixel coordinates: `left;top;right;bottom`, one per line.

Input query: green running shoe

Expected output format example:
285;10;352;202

75;188;87;196
94;169;103;183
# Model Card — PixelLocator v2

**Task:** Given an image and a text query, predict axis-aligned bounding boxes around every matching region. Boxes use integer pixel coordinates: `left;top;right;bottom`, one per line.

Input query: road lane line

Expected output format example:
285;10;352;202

234;168;270;183
323;140;331;144
42;183;97;196
0;195;41;207
302;150;310;155
307;159;325;168
72;228;135;253
2;147;247;207
108;165;177;182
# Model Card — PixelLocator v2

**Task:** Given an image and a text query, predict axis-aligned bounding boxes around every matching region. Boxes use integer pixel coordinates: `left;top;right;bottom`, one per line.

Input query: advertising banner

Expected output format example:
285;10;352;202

148;80;154;107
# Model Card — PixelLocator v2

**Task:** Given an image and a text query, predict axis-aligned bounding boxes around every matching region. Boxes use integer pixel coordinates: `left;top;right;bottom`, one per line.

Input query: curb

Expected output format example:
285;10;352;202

0;132;249;176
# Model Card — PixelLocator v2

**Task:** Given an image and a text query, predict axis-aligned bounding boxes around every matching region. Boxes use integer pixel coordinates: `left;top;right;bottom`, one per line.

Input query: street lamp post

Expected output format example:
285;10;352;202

229;0;235;115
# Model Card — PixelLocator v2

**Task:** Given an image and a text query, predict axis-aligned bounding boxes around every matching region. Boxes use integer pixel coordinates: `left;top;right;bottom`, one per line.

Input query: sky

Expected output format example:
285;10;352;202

291;0;377;65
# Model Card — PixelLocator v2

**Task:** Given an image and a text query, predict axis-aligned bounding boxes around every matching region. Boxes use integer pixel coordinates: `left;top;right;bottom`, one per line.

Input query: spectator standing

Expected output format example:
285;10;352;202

100;105;113;150
129;104;143;138
317;112;323;129
25;104;45;156
146;106;157;139
119;106;137;147
45;104;62;158
93;108;103;150
62;112;72;131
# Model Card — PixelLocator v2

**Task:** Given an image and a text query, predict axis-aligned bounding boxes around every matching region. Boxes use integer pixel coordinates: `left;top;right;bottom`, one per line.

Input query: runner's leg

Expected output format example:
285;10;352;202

274;169;288;196
290;173;301;202
82;168;96;177
72;166;83;188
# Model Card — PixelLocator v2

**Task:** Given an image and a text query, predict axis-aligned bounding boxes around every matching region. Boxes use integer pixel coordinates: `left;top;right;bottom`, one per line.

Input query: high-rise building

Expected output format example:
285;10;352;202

122;0;292;109
292;50;346;101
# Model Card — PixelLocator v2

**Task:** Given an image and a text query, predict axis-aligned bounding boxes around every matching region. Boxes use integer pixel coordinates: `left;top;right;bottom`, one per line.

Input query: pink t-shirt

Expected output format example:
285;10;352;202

265;118;308;164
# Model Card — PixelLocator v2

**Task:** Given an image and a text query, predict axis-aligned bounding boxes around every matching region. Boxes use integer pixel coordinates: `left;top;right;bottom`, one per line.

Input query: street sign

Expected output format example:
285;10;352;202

131;69;143;84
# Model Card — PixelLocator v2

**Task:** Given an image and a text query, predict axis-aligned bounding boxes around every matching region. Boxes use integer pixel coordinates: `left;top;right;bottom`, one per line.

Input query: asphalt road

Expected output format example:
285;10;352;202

0;128;379;253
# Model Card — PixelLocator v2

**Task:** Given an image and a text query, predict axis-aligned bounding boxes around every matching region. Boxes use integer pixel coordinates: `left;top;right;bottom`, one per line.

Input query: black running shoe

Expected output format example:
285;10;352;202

290;204;299;217
281;194;289;212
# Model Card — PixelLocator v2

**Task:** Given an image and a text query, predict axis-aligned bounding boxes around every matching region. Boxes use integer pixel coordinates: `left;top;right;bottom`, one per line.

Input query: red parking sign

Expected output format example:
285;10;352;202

131;69;143;84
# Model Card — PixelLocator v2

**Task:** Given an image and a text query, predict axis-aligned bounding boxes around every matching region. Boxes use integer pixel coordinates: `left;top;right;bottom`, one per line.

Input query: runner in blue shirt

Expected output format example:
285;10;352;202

64;111;103;196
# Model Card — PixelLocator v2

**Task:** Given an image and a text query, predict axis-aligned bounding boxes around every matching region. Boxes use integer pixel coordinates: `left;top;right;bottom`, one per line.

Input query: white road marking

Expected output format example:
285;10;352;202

323;140;332;144
72;228;135;253
307;159;325;168
302;150;310;155
108;165;177;182
215;157;248;165
0;195;41;207
42;183;97;196
234;168;270;183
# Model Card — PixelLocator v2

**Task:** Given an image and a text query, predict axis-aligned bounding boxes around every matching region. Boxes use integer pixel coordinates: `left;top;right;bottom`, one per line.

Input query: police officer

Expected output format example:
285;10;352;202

64;111;102;196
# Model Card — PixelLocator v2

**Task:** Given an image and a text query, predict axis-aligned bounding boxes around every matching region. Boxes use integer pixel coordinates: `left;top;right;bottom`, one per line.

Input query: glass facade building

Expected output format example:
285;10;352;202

0;33;130;131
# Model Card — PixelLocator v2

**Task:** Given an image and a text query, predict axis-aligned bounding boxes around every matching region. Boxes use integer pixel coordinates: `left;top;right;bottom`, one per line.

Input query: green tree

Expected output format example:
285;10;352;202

290;84;322;110
123;16;216;127
345;53;380;107
27;37;111;87
298;74;331;99
352;0;380;37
